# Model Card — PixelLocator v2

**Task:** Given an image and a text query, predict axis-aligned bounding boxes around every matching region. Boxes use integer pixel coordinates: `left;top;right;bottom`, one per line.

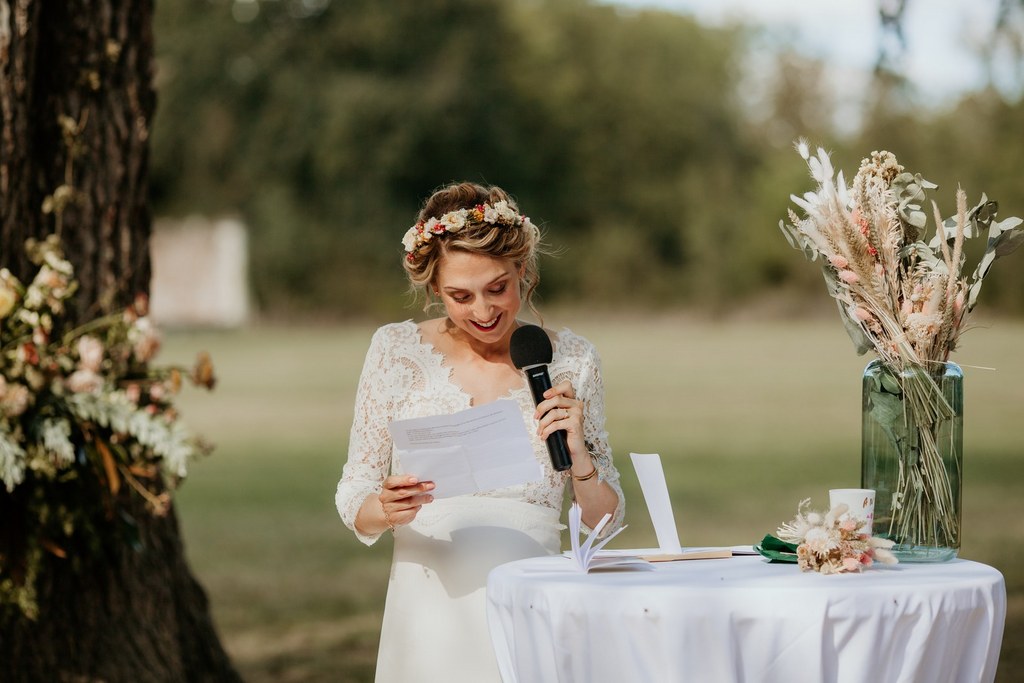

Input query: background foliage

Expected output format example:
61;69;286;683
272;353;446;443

150;0;1024;320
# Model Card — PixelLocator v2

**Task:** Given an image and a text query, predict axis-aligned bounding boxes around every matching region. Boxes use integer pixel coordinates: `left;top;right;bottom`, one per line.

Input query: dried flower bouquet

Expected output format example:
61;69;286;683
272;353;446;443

780;142;1023;551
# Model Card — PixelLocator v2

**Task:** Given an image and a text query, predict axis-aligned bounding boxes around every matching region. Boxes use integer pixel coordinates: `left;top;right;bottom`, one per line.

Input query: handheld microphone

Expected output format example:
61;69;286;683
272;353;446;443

510;324;573;472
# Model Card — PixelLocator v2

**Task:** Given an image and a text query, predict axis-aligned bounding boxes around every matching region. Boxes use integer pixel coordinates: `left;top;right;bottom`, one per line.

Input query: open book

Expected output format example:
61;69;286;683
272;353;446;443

566;503;652;572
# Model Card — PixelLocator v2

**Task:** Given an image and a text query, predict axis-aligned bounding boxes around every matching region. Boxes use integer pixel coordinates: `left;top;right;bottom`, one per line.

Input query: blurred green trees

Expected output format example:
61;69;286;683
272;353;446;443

151;0;1024;319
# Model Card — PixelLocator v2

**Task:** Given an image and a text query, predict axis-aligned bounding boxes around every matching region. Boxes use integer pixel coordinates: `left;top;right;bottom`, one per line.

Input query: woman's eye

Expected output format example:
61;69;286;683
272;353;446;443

452;295;470;303
489;284;507;295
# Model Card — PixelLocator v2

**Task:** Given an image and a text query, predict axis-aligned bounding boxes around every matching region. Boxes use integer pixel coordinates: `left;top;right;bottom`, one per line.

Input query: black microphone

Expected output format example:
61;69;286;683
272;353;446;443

510;324;573;472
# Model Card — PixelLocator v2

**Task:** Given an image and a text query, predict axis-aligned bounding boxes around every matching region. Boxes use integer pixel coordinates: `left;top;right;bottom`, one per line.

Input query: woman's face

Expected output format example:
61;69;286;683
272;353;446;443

434;250;522;346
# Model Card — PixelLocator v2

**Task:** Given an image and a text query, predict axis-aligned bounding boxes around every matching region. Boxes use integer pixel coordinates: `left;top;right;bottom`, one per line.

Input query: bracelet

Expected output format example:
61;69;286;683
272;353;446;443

381;498;396;532
572;464;599;482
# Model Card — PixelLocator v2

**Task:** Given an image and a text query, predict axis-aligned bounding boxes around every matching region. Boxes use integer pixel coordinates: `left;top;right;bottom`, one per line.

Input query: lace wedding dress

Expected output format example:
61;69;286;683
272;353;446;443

335;320;625;683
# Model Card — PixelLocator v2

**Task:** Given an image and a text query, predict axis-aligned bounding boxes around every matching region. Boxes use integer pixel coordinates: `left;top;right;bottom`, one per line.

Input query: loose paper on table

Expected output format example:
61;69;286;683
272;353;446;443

626;452;732;560
388;399;543;498
630;452;683;554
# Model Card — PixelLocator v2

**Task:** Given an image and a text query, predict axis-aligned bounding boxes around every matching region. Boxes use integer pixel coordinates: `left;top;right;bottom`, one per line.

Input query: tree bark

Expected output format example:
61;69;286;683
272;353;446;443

1;1;240;680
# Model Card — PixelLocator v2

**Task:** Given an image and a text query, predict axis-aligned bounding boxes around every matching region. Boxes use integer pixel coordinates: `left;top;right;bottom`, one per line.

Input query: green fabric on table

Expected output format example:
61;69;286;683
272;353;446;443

754;534;799;563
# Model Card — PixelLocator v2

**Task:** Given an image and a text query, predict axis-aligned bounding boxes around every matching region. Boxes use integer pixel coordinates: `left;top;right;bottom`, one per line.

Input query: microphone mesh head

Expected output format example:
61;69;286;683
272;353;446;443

510;324;553;368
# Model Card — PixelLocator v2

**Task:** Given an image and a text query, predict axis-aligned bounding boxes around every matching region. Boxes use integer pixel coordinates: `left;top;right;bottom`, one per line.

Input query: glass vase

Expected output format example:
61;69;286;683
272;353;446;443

861;359;963;562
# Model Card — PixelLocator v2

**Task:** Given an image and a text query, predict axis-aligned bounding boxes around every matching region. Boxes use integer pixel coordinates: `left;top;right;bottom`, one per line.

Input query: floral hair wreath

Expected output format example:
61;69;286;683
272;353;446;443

402;200;534;262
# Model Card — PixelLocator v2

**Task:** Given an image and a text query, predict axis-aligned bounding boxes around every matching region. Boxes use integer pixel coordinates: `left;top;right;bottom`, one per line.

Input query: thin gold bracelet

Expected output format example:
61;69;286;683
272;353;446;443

572;465;598;482
381;498;396;532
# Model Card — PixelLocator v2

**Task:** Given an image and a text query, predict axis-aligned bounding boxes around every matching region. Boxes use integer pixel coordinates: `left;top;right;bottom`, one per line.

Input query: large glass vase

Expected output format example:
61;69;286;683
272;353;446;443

861;359;963;562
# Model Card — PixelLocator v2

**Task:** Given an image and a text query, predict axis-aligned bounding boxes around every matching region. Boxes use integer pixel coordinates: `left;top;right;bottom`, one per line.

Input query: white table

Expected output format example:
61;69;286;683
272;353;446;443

486;554;1006;683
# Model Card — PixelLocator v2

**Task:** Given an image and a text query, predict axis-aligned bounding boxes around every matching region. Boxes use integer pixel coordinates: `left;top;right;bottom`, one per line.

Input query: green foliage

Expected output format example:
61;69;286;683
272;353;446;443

151;1;1024;319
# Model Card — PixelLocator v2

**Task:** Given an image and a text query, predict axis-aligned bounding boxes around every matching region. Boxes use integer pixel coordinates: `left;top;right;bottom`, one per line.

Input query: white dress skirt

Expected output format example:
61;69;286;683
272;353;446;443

374;496;562;683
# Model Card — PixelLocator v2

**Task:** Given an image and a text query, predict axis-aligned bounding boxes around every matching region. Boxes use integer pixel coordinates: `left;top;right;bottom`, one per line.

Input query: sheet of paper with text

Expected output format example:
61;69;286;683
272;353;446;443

389;399;542;498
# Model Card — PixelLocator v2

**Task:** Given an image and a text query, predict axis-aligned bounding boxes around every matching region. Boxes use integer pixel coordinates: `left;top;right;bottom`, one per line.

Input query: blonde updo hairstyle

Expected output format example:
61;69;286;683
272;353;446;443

403;182;545;319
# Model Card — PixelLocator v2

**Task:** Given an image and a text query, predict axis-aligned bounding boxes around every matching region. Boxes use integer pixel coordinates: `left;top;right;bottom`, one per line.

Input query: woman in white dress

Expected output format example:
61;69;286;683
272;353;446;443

335;182;625;682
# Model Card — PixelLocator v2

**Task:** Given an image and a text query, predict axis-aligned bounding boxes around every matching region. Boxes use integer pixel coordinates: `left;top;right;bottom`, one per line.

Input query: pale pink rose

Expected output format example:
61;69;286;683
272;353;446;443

838;270;859;284
828;254;849;269
853;307;873;322
149;383;166;401
840;518;859;533
842;557;861;572
125;383;142;404
66;369;103;394
0;383;30;416
76;335;105;372
131;317;161;363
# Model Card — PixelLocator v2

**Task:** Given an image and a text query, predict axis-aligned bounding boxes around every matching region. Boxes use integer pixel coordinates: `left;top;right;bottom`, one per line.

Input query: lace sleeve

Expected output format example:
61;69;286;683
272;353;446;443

575;341;626;537
335;326;395;546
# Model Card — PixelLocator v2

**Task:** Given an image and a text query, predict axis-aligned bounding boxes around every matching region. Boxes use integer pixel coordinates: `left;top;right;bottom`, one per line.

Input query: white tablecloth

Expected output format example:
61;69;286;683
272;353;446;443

486;554;1006;683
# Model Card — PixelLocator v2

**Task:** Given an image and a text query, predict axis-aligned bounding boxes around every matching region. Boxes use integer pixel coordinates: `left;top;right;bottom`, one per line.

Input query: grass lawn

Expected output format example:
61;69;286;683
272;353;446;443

165;314;1024;682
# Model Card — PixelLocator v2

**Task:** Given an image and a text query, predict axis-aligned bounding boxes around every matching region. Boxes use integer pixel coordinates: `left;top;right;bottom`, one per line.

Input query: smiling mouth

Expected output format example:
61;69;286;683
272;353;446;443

470;314;501;331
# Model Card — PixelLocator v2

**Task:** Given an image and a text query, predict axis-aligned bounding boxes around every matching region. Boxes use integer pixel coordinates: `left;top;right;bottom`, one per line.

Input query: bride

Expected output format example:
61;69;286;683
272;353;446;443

335;181;624;682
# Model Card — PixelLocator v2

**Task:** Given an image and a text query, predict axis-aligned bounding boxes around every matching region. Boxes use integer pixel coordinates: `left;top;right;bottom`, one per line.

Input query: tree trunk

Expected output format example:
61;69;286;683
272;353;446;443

0;1;240;680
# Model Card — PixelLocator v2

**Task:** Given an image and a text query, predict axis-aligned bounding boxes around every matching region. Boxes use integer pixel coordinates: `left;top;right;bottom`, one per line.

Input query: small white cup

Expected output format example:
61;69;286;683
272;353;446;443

829;488;876;536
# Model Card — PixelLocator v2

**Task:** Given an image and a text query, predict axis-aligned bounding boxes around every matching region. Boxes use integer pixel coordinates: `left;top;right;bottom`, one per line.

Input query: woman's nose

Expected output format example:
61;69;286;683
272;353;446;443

472;300;493;320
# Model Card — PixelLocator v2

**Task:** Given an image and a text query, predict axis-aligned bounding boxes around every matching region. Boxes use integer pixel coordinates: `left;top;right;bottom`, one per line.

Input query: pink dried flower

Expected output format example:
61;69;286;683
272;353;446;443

130;317;161;363
838;270;859;284
0;382;30;417
828;254;849;269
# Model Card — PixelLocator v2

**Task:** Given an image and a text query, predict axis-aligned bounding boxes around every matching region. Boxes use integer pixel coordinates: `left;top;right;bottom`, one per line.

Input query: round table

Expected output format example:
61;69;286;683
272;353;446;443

486;554;1006;683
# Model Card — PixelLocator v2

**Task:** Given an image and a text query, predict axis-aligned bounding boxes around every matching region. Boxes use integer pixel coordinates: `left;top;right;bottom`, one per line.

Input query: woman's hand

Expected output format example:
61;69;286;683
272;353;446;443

356;475;434;536
379;475;435;530
534;380;591;473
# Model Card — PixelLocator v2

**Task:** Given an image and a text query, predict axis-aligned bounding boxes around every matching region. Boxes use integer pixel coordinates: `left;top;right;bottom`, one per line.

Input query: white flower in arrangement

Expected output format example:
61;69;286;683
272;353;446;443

129;316;161;363
401;226;419;252
40;417;75;467
442;210;467;231
66;369;104;394
0;431;27;492
904;312;942;345
423;217;443;235
76;335;105;372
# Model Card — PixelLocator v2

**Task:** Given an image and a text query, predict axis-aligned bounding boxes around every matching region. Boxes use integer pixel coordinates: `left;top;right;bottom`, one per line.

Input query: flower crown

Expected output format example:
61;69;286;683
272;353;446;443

402;200;533;261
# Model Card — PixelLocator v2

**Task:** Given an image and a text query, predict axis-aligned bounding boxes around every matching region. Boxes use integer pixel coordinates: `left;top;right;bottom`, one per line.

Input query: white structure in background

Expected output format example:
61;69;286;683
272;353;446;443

150;216;250;327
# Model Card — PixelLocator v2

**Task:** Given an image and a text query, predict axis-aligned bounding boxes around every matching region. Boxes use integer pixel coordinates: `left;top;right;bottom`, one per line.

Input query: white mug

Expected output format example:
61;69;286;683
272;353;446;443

829;488;875;536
